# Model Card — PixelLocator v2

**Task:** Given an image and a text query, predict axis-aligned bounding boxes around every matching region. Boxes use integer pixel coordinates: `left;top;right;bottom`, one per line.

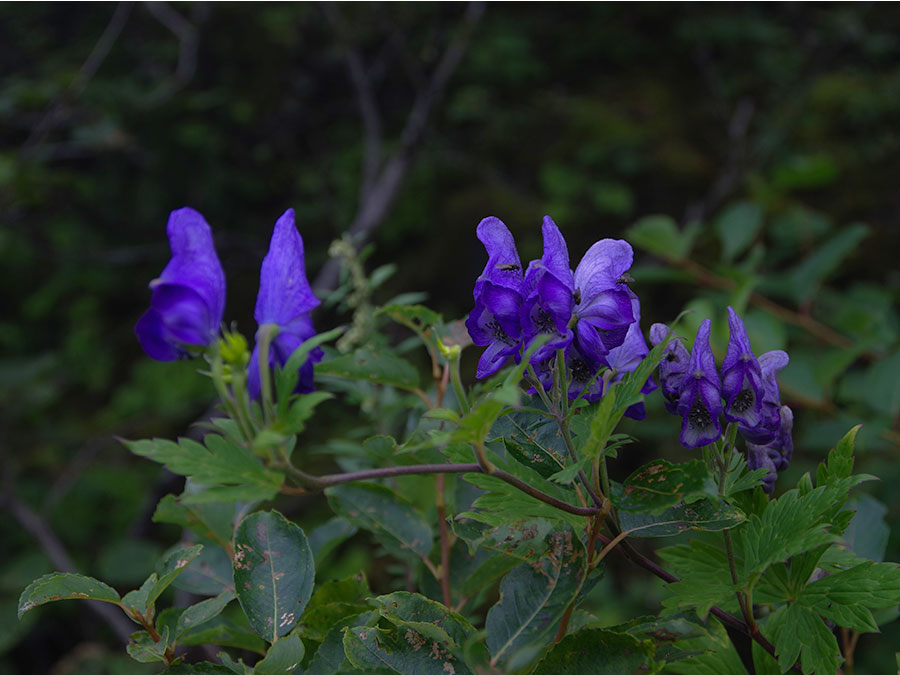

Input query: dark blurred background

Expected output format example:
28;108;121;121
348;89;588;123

2;3;899;673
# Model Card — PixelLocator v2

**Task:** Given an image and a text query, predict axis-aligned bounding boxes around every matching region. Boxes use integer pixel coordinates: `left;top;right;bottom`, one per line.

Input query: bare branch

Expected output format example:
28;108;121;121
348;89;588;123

313;2;485;295
22;2;134;158
143;1;200;106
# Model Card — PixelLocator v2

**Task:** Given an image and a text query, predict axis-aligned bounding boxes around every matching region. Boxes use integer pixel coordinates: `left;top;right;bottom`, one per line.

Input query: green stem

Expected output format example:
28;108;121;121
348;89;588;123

448;350;470;414
256;323;280;424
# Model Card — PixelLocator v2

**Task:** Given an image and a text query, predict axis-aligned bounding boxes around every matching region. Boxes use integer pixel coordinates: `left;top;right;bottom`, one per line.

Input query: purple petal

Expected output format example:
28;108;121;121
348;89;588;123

573;238;633;305
476;340;515;378
722;307;757;372
538;216;574;289
254;209;320;326
475;217;524;293
247;321;323;398
135;308;180;361
158;207;226;328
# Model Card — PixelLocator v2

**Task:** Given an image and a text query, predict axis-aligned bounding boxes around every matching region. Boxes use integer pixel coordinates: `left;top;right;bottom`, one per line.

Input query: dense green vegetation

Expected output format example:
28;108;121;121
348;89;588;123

2;4;899;673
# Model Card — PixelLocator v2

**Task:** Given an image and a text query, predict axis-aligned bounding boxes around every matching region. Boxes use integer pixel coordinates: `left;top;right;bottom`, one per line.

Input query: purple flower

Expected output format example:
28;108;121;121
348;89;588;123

676;319;723;448
572;239;635;360
747;405;794;493
136;207;226;361
739;349;790;444
607;297;657;420
465;217;526;378
520;216;575;362
649;323;691;414
248;209;322;397
721;307;764;428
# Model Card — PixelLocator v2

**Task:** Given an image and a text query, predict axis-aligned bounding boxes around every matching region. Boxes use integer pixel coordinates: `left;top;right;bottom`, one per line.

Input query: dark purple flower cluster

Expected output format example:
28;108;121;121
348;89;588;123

466;216;655;413
136;207;322;394
650;307;792;492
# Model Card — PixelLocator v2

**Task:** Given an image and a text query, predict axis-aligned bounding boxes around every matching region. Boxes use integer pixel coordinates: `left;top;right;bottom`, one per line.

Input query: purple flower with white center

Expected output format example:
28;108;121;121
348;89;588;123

676;319;723;448
248;209;322;397
465;217;526;378
520;216;575;362
136;207;226;361
746;405;794;493
739;349;790;444
607;297;657;420
572;239;635;360
721;307;764;428
649;323;691;414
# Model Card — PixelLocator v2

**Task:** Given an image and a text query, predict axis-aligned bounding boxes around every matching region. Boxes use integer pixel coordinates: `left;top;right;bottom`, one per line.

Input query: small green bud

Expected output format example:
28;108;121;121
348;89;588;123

219;331;249;367
438;340;461;361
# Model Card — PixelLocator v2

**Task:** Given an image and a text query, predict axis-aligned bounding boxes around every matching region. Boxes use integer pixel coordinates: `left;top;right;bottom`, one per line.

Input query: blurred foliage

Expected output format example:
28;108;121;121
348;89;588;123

1;3;899;673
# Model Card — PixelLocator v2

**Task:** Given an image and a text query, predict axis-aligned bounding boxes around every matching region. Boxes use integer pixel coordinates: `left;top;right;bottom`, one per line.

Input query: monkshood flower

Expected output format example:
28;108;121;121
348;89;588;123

721;307;764;428
739;349;790;444
520;217;575;362
649;323;691;415
572;238;635;359
676;319;723;448
136;207;226;361
465;217;526;378
247;209;322;397
746;405;794;493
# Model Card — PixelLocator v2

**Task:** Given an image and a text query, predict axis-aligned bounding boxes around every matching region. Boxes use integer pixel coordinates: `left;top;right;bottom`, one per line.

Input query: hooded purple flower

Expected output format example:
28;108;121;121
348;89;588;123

136;207;226;360
248;209;322;397
465;217;526;378
649;323;691;414
740;349;790;444
746;405;794;493
676;319;723;448
520;216;575;362
721;307;764;428
572;239;635;360
606;298;657;420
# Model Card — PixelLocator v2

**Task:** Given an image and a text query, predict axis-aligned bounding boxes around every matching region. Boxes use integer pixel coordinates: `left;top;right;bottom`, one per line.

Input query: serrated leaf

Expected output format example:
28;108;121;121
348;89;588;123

325;483;432;559
232;510;314;643
316;347;419;390
18;572;121;618
801;561;900;610
619;498;746;538
817;425;860;486
485;529;587;663
534;629;654;674
254;633;305;675
612;460;713;514
767;603;842;675
123;435;283;492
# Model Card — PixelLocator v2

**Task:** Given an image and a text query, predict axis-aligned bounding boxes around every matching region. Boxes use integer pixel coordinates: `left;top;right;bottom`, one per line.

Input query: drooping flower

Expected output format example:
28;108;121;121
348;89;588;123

248;209;322;397
465;217;526;378
572;239;635;359
649;323;691;414
520;216;575;362
746;405;794;493
676;319;723;448
721;307;764;428
136;207;226;361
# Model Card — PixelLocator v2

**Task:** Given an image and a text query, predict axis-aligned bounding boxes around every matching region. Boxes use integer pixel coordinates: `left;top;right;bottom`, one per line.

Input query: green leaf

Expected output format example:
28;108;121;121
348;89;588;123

377;303;442;329
18;572;121;618
121;575;157;618
817;425;860;486
485;529;588;663
254;634;305;675
305;611;377;675
503;436;565;479
161;663;237;674
299;572;372;641
343;623;472;675
307;517;358;564
626;215;701;262
279;391;334;436
618;498;746;538
178;617;267;653
623;614;746;674
842;494;889;562
534;629;654;674
784;223;869;305
126;628;170;663
452;517;558;562
152;493;237;549
612;460;713;515
766;603;842;675
316;347;419;390
123;435;283;494
801;561;900;611
715;201;764;262
232;510;315;643
175;591;236;639
171;544;234;596
149;544;204;607
658;542;735;619
275;326;345;405
325;483;433;559
374;592;476;647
